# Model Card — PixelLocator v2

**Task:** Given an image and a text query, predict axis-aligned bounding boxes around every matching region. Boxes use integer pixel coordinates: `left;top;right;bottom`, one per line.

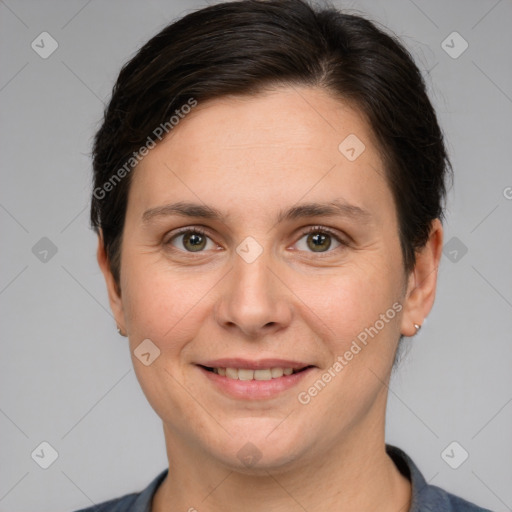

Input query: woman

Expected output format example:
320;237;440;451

79;0;493;510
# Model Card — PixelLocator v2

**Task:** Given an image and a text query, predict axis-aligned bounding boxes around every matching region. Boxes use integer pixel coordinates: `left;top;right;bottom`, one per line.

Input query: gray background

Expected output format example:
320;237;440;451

1;0;511;511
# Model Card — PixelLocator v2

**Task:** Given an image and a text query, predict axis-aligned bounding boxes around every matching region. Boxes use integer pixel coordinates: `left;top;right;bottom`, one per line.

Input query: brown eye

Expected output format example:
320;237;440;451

167;229;214;252
306;232;332;252
295;227;345;254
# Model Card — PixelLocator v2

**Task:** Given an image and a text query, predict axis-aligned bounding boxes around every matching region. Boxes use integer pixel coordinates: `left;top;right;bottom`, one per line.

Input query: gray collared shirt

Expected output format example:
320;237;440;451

73;444;494;511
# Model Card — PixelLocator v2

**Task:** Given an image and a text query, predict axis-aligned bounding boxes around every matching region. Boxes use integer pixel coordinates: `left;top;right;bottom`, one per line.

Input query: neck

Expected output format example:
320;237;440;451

152;422;411;512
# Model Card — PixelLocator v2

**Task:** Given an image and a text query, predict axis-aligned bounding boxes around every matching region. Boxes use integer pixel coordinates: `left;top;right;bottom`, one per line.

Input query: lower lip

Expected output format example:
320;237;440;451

198;366;314;400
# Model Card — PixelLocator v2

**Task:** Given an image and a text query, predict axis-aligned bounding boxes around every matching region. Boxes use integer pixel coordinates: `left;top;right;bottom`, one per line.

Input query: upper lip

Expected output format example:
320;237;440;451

198;358;313;370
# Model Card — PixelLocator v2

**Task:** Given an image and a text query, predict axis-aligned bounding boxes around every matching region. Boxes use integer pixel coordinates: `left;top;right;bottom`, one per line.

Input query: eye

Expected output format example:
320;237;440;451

165;228;217;253
294;226;346;254
164;226;348;256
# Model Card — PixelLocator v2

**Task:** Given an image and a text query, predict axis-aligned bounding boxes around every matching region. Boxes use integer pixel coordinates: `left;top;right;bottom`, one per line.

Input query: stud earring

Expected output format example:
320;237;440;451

117;325;127;337
414;323;421;333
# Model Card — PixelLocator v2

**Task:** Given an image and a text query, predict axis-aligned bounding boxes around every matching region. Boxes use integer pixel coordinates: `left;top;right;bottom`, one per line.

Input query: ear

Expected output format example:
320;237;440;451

400;218;443;337
96;229;127;334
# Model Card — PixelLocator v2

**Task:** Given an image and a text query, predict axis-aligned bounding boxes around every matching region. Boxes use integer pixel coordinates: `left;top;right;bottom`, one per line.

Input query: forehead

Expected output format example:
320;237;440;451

164;86;374;153
128;86;392;221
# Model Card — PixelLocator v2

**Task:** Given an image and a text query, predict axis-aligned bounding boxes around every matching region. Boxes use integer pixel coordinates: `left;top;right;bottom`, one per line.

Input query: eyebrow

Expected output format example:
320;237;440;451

142;199;372;225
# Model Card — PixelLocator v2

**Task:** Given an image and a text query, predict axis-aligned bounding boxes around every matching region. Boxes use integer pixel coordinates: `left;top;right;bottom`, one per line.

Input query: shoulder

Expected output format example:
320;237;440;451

385;444;495;512
71;469;168;512
420;483;495;512
73;493;139;512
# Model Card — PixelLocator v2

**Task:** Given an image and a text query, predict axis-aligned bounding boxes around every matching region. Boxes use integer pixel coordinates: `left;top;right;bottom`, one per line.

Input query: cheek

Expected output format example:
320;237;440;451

293;259;403;351
120;254;214;347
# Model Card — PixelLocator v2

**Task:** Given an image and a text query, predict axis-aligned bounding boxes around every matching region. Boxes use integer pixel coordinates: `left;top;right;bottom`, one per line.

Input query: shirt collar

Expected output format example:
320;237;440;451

386;443;455;511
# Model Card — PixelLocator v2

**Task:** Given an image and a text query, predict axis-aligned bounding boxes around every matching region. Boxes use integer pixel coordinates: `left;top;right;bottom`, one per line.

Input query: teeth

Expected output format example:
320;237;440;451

271;367;284;378
225;367;238;379
254;369;272;381
212;367;298;380
238;369;254;381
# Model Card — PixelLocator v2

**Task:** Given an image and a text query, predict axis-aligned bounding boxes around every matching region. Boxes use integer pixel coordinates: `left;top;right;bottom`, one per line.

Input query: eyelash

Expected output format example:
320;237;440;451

164;225;349;257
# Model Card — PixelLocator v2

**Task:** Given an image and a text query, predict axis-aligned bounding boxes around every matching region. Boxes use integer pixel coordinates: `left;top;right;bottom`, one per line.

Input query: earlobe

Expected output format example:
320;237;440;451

96;230;127;335
400;219;443;337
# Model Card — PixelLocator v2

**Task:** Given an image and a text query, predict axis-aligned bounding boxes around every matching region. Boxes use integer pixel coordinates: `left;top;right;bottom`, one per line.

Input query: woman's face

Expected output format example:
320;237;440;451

100;86;436;471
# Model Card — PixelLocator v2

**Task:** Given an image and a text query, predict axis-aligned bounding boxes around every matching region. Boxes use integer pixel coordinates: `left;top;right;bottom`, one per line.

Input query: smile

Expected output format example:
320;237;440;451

205;367;307;380
198;361;314;400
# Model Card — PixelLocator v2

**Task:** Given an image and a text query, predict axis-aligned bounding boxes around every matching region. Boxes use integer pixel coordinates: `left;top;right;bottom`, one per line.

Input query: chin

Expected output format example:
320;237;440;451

208;427;311;474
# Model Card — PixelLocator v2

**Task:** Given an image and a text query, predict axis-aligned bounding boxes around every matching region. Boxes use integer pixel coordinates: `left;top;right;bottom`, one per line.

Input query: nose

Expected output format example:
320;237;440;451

214;248;292;339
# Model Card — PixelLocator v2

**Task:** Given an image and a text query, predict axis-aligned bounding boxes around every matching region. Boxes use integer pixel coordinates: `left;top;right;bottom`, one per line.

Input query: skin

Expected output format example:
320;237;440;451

97;85;443;512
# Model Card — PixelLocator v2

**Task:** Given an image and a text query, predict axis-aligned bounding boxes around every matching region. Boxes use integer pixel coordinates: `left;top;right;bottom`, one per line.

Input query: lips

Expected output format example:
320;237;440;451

199;358;311;371
197;358;313;397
